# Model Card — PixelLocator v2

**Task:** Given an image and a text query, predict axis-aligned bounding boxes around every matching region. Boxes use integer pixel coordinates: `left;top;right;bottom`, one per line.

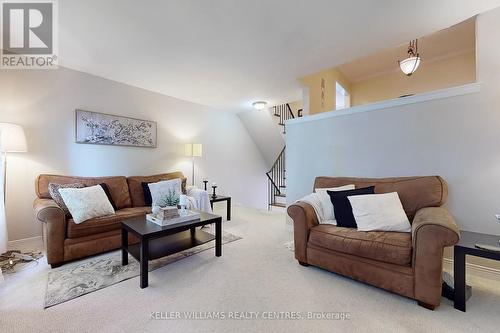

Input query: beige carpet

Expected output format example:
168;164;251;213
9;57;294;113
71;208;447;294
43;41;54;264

1;205;500;333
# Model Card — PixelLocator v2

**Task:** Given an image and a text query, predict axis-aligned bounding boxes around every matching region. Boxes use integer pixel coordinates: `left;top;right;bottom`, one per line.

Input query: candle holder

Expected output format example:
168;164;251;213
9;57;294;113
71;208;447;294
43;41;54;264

211;185;217;199
203;180;208;191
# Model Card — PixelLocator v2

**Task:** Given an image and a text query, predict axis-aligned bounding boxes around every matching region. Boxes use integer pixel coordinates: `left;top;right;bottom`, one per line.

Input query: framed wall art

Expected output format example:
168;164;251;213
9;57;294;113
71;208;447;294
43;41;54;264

75;109;157;148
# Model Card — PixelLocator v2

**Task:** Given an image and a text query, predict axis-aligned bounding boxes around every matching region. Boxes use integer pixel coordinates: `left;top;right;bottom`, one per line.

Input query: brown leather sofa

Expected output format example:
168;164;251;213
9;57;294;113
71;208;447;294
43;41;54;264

33;172;186;267
287;176;459;310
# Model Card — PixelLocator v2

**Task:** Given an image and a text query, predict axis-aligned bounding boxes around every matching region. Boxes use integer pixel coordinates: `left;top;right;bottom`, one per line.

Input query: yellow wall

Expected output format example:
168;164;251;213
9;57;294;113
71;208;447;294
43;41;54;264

300;51;476;114
299;68;352;115
351;51;476;106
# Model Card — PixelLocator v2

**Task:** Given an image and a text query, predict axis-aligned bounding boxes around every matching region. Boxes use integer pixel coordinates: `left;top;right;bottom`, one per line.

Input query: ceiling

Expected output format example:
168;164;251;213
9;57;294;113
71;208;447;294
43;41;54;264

58;0;500;112
338;17;476;82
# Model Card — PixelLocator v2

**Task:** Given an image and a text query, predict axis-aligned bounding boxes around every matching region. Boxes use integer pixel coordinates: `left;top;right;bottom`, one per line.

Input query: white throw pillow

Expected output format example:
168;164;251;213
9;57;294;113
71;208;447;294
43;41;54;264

148;178;182;206
315;184;355;224
348;192;411;232
58;185;115;224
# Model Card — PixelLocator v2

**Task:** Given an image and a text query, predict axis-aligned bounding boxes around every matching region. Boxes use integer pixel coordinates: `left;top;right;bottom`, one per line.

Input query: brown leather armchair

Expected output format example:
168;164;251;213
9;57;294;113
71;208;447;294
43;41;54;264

287;176;459;310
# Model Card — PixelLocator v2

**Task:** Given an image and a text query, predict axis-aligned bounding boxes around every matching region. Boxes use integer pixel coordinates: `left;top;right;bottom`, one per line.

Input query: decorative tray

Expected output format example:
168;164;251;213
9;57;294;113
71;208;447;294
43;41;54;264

146;210;200;226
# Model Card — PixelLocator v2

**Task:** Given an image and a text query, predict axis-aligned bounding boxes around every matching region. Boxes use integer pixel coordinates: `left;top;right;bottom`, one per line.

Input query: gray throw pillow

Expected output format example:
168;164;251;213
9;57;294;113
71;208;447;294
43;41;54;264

48;182;85;214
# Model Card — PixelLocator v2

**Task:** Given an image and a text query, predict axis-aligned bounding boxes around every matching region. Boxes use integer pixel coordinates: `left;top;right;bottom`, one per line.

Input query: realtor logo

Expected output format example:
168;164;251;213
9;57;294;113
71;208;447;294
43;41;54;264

1;0;58;69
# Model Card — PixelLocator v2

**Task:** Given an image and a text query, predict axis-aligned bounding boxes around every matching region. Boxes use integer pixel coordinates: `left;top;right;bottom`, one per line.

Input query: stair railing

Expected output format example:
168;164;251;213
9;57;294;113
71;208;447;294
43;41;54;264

266;146;286;210
267;103;303;209
273;103;296;134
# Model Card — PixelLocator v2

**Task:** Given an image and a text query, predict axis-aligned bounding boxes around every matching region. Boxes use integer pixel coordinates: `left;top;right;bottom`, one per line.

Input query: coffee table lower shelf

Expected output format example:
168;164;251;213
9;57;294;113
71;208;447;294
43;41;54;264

126;230;215;261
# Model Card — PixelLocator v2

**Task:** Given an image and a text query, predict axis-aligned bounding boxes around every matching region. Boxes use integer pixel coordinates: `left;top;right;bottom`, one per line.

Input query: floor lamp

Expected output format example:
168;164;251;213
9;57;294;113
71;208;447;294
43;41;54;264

185;143;203;186
0;123;28;255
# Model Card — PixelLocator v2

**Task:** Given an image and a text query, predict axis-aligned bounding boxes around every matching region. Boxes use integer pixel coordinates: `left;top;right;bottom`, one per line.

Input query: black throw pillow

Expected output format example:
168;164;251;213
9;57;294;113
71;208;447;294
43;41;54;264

98;183;118;211
142;182;153;206
327;186;375;228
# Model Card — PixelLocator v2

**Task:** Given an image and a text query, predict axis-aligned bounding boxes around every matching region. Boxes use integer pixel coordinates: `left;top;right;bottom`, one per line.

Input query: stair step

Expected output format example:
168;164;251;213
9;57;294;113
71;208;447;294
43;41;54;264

278;123;285;126
271;203;286;208
274;114;281;117
279;185;286;188
275;194;286;205
275;193;286;197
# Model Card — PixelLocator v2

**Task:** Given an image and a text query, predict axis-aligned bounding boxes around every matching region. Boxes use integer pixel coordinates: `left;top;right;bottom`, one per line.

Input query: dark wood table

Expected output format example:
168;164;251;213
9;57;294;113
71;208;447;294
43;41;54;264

121;211;222;288
454;230;500;311
210;195;231;221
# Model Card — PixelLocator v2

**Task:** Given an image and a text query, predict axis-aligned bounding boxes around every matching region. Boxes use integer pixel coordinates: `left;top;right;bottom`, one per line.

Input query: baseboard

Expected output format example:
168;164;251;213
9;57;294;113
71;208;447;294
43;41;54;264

443;258;500;280
8;236;43;247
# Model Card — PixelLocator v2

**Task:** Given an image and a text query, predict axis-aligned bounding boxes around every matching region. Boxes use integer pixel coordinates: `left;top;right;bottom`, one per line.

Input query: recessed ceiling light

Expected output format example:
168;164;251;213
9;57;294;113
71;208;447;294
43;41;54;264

252;101;268;110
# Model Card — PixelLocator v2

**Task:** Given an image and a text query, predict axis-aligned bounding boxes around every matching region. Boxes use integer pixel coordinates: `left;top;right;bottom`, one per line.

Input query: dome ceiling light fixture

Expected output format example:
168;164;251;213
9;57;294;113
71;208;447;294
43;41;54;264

398;39;421;76
252;101;268;110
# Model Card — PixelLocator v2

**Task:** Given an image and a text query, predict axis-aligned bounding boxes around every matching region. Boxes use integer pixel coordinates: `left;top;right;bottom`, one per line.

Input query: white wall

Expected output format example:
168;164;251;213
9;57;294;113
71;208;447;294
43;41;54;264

286;7;500;236
238;108;285;168
0;67;268;241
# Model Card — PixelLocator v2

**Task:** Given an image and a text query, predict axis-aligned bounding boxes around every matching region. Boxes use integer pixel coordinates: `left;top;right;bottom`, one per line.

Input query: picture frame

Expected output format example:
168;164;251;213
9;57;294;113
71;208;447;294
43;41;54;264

75;109;157;148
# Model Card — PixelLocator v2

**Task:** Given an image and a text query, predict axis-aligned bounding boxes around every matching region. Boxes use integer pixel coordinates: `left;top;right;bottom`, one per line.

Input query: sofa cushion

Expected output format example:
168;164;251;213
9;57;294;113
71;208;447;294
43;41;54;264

48;182;85;215
313;176;447;220
37;175;132;210
59;185;116;224
327;186;375;228
308;224;412;266
67;207;151;239
98;183;118;210
127;172;187;207
349;192;411;232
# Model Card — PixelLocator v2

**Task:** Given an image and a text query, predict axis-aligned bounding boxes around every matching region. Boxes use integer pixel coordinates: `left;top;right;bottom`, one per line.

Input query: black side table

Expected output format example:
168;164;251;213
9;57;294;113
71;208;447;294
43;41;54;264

210;195;231;221
454;230;500;311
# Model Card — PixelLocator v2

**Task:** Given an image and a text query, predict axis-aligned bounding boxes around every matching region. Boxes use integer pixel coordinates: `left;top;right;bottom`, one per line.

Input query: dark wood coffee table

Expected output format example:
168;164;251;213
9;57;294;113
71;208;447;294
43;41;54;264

454;230;500;311
121;211;222;288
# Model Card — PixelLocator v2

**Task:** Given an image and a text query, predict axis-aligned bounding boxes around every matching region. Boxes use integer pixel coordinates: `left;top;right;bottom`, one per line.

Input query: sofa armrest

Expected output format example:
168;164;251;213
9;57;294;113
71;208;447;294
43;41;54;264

287;201;319;263
412;207;460;306
34;198;64;222
33;198;66;265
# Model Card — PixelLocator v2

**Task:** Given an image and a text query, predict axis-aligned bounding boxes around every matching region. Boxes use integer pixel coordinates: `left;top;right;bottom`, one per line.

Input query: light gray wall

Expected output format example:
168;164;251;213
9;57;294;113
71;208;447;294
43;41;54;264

286;7;500;236
0;67;268;241
238;108;284;168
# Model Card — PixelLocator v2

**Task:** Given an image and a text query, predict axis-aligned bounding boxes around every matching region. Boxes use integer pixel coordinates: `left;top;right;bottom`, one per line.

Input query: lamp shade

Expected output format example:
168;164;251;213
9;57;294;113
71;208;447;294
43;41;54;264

184;143;202;157
0;123;27;153
192;143;202;157
399;56;421;76
184;143;193;157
